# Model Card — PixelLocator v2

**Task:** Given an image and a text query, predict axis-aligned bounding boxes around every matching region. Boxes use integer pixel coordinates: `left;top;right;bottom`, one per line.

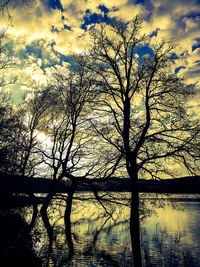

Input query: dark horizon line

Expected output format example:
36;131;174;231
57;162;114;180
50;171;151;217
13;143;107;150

1;173;200;194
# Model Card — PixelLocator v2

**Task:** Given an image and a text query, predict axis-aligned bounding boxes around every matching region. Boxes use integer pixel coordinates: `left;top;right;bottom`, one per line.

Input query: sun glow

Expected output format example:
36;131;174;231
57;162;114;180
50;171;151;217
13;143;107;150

36;131;47;142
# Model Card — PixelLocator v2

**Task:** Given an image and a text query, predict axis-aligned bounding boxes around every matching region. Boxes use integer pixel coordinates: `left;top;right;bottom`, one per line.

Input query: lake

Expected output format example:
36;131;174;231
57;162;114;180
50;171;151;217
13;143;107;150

21;193;200;266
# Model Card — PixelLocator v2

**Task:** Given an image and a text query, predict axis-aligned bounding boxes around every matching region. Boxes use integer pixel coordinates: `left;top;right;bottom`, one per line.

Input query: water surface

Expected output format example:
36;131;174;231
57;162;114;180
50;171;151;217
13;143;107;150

24;193;200;266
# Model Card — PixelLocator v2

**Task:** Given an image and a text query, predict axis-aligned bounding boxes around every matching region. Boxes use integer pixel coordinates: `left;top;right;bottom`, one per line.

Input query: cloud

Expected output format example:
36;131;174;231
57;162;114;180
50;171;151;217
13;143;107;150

0;0;198;104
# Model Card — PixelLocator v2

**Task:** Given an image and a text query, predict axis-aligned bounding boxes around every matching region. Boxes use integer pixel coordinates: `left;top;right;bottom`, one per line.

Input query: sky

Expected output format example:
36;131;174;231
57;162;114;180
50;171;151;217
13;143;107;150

0;0;200;107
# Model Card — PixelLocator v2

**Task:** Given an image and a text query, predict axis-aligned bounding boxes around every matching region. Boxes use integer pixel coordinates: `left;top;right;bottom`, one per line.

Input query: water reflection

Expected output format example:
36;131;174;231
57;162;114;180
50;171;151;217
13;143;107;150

0;207;41;266
13;194;200;266
142;201;200;266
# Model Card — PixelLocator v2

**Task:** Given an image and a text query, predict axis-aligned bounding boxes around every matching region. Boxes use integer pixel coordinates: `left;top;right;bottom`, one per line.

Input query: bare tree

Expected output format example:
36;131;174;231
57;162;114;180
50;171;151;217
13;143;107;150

0;28;49;223
34;67;97;217
0;28;18;172
0;90;19;173
17;88;54;177
34;65;123;244
76;16;200;266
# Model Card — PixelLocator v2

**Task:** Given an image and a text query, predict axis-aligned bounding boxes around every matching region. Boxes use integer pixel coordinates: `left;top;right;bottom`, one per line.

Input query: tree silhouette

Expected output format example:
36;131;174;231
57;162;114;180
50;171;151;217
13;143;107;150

30;66;100;224
0;29;41;227
32;66;123;242
0;29;18;173
76;16;200;266
0;90;18;172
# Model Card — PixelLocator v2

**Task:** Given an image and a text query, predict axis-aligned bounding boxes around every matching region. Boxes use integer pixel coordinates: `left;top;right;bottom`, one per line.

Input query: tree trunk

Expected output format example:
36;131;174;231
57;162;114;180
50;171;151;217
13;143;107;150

64;190;75;259
40;177;58;214
28;192;38;229
41;192;54;213
130;177;142;267
40;192;54;243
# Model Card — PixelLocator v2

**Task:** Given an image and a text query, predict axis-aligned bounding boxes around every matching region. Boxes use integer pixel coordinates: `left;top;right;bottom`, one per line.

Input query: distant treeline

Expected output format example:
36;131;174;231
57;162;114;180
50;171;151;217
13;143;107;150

1;173;200;193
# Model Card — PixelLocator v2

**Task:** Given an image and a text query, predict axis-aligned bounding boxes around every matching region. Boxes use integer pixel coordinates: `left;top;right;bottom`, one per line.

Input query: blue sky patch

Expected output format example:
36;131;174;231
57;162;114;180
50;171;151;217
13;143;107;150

192;38;200;51
51;25;59;33
168;53;179;60
149;29;159;38
64;24;71;31
81;8;112;30
49;0;63;11
135;0;145;4
135;44;154;61
98;5;109;14
81;10;103;30
175;66;185;74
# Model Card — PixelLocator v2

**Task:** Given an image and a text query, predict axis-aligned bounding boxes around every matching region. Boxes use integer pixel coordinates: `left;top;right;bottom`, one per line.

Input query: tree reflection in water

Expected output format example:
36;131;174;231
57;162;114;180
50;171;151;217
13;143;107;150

21;193;200;266
0;200;41;267
34;192;133;266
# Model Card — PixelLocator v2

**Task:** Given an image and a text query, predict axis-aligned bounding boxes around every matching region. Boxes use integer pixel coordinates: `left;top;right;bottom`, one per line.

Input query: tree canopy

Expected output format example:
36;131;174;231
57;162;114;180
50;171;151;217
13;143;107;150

76;16;200;181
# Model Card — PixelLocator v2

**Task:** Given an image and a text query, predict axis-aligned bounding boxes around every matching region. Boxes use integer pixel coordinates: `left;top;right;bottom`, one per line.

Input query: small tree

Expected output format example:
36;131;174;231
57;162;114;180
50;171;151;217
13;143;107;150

35;65;122;247
77;16;200;266
32;66;96;221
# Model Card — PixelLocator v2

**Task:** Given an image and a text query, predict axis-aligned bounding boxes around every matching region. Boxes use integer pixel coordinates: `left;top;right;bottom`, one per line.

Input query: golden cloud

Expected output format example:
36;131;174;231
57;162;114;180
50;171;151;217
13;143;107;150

0;0;198;104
